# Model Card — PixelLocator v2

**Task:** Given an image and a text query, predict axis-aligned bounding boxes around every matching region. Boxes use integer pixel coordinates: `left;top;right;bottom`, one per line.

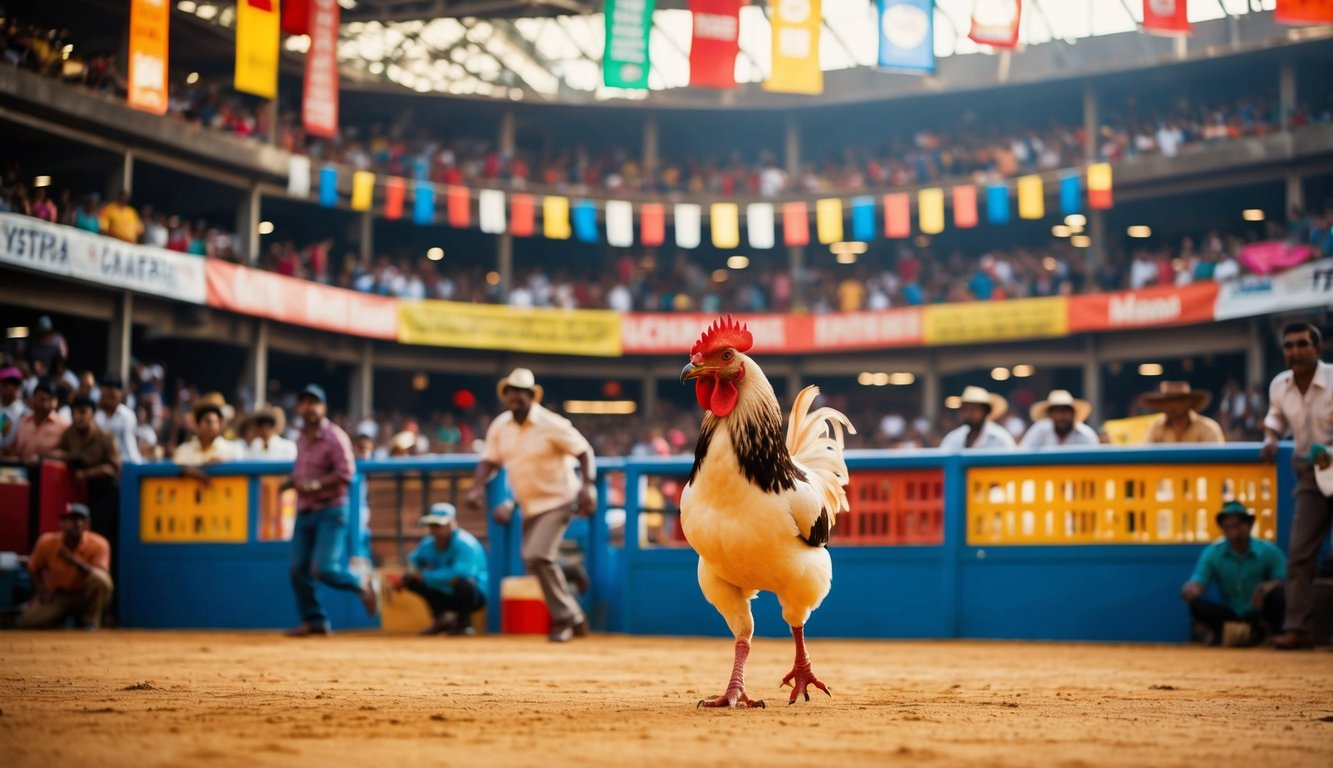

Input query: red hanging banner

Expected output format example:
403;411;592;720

511;194;535;236
884;193;911;238
447;186;471;228
1142;0;1191;36
968;0;1022;49
301;0;339;139
1276;0;1333;24
281;0;311;34
383;177;405;220
640;203;666;246
953;185;979;228
782;202;810;246
689;0;742;89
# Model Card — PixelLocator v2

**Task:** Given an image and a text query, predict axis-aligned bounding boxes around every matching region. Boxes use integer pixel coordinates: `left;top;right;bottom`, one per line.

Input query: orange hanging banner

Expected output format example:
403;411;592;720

510;194;536;237
1276;0;1333;24
884;193;911;239
128;0;170;115
783;202;810;246
640;203;666;246
383;177;405;220
1087;163;1113;210
447;186;471;228
953;185;979;228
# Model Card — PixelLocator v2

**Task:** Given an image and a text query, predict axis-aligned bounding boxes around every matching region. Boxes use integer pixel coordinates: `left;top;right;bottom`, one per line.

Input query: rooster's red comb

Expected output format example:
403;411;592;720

691;315;753;357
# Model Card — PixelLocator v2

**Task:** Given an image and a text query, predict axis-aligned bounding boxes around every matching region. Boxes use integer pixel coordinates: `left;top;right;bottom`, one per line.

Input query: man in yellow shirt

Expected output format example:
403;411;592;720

99;190;144;244
1143;381;1225;444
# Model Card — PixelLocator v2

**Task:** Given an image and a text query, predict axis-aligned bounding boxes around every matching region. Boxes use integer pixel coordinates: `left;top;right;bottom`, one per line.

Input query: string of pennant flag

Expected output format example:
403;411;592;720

288;154;1115;248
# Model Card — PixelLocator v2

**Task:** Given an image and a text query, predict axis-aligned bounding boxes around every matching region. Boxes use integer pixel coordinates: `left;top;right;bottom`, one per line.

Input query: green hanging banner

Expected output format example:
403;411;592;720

603;0;654;89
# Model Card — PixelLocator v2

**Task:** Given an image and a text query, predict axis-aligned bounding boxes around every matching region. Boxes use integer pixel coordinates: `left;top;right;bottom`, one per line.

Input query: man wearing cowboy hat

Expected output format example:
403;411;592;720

467;368;596;642
401;502;488;636
939;386;1016;451
18;503;113;629
1181;501;1286;646
174;395;243;476
1020;390;1100;448
1143;381;1224;444
246;405;297;460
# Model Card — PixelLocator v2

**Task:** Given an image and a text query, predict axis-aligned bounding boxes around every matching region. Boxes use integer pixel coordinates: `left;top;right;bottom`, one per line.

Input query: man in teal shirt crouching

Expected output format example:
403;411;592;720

1181;501;1287;646
401;503;488;636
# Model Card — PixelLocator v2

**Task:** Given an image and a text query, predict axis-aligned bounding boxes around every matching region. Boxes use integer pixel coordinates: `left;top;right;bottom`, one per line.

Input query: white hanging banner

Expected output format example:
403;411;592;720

606;200;634;247
479;189;507;234
674;203;702;249
746;202;775;249
288;154;311;197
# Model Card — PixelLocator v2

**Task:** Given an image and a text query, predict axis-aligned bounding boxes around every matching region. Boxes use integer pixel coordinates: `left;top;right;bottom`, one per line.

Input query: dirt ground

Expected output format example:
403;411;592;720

0;631;1330;768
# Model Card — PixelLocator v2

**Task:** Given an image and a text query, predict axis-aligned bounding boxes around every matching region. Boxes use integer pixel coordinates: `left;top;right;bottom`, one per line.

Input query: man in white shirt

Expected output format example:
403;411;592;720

175;400;243;475
1261;322;1333;650
95;373;142;464
248;406;297;460
0;366;27;453
1020;390;1100;448
939;387;1016;451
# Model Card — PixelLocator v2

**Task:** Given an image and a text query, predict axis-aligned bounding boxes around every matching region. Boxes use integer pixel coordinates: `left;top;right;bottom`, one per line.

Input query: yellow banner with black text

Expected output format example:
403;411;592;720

398;301;623;357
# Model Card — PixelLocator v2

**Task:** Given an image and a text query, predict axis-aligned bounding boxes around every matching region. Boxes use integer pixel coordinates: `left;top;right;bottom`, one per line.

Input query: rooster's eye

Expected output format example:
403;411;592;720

722;351;733;361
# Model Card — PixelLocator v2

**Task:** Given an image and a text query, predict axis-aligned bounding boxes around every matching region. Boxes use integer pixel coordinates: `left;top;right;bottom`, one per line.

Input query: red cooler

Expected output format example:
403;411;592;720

500;575;550;635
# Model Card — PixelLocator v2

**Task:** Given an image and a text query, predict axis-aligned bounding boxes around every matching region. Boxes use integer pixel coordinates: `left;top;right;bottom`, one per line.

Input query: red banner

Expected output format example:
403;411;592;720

1142;0;1190;36
301;0;339;138
953;185;978;228
689;0;742;89
447;186;471;228
782;202;809;246
1066;282;1219;334
383;177;405;220
1276;0;1333;24
620;309;924;355
968;0;1021;48
640;203;666;246
281;0;311;34
206;260;398;339
884;193;911;238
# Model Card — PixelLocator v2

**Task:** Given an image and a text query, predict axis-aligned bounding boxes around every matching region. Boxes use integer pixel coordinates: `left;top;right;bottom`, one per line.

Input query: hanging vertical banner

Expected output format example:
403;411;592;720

128;0;169;115
1017;175;1044;220
986;183;1010;224
281;0;312;34
302;0;339;138
479;189;507;234
384;177;406;221
815;199;843;244
690;0;742;89
641;203;666;246
953;185;978;228
235;0;281;99
1059;172;1081;217
766;0;823;95
1142;0;1191;36
413;182;435;226
711;203;741;249
319;165;338;208
573;201;599;243
1087;163;1113;210
511;194;536;237
851;196;876;241
783;202;811;246
543;196;571;240
675;204;702;249
287;155;311;197
746;203;775;249
884;193;911;238
968;0;1021;49
350;171;375;211
918;188;945;235
878;0;935;73
447;186;471;228
606;201;634;247
1276;0;1333;24
604;0;655;89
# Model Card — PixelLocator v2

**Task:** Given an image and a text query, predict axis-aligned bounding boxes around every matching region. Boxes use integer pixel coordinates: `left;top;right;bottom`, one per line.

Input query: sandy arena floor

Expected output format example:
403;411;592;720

0;631;1330;767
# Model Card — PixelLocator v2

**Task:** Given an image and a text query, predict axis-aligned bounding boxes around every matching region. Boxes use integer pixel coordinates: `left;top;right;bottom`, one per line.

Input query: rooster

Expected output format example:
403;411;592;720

679;315;854;708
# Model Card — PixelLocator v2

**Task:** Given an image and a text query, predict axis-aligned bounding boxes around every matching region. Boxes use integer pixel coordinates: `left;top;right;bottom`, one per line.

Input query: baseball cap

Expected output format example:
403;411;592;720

99;372;124;389
419;502;457;527
0;367;22;382
31;377;56;396
63;502;91;519
298;384;327;403
70;395;96;410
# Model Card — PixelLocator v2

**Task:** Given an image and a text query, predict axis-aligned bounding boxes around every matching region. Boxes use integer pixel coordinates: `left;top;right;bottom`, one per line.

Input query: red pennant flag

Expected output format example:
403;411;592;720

1142;0;1190;36
281;0;311;34
447;186;470;228
383;177;405;221
782;202;810;246
968;0;1022;49
640;203;666;246
1276;0;1333;24
511;194;535;236
884;193;911;239
953;185;979;228
301;0;339;139
689;0;742;89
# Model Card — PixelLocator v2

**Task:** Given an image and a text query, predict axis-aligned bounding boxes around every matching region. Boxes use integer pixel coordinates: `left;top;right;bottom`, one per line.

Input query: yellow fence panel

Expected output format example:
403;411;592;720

140;477;249;543
966;464;1277;545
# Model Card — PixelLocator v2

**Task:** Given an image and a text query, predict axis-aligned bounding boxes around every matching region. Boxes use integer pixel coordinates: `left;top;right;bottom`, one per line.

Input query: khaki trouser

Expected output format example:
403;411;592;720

521;502;584;627
1284;464;1333;635
18;570;114;629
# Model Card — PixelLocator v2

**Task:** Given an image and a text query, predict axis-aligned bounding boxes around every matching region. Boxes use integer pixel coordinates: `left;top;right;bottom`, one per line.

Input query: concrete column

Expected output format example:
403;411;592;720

497;232;514;296
359;211;374;266
350;341;374;422
1088;208;1108;275
498;109;516;155
237;185;262;265
1286;172;1304;217
1082;84;1098;163
249;320;270;410
640;370;656;425
642;116;658;175
266;98;279;146
1173;35;1187;61
1082;336;1102;426
784;115;800;176
1279;59;1297;130
108;150;134;200
108;292;132;386
921;354;940;426
1246;318;1267;393
788;245;805;309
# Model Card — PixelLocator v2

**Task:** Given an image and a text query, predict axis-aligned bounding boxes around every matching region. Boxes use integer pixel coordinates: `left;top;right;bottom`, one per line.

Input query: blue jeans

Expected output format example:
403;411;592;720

290;503;362;627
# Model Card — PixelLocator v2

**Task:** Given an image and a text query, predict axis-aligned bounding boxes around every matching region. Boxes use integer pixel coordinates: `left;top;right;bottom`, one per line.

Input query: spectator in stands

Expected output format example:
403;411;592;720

283;383;379;636
1261;322;1332;651
73;194;100;233
467;368;595;643
95;373;142;464
247;405;297;460
99;190;143;244
174;396;243;476
1143;382;1225;444
30;185;56;222
938;387;1016;451
6;377;69;462
1181;501;1286;647
18;503;113;630
26;315;67;374
50;395;121;572
400;502;488;636
1019;390;1100;448
0;365;25;452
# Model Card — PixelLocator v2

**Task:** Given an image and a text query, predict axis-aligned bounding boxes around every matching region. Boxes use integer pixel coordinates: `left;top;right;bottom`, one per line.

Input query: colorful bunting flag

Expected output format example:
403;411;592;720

302;0;339;138
884;193;911;239
447;186;470;228
1017;175;1044;220
384;177;405;220
1142;0;1190;36
968;0;1022;49
918;188;945;235
235;0;280;99
350;170;375;211
607;201;634;247
1059;172;1081;217
953;185;978;228
479;189;506;234
746;203;775;249
543;196;571;240
640;204;666;246
413;181;435;225
816;199;844;244
128;0;170;115
319;165;338;208
711;203;740;249
986;183;1010;224
287;155;311;197
604;0;655;89
675;204;702;249
878;0;935;73
1276;0;1333;24
783;202;810;246
510;194;535;237
690;0;742;89
851;196;877;241
1087;163;1113;210
573;200;599;243
766;0;823;94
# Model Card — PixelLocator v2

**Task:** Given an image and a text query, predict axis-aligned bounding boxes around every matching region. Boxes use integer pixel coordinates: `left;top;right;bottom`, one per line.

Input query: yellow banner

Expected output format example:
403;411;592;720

765;0;823;95
543;196;571;240
1101;414;1159;445
815;198;843;244
1017;174;1044;219
398;301;622;357
923;297;1068;346
351;170;376;211
235;0;280;99
1087;162;1113;192
128;0;169;114
140;477;249;543
918;188;944;235
711;203;740;249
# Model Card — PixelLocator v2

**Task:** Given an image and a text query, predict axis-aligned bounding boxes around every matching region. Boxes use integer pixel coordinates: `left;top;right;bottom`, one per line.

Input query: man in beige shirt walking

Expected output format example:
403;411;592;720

467;369;596;642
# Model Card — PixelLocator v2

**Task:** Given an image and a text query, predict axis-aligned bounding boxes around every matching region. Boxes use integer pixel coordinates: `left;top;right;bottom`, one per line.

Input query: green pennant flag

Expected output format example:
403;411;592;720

603;0;654;89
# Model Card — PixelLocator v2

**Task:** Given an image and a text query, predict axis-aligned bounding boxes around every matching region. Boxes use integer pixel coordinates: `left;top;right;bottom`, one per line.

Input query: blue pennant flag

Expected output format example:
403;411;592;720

1060;172;1082;217
878;0;935;74
573;200;599;243
319;166;338;208
986;183;1010;225
413;182;435;225
851;196;877;242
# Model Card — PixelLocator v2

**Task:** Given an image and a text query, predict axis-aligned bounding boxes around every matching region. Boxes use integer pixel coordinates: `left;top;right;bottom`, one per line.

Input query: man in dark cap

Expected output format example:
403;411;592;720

1181;501;1287;646
19;503;113;629
5;378;69;462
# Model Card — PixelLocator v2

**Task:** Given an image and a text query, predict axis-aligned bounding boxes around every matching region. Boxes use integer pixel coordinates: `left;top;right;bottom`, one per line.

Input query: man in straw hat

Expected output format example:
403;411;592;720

939;386;1016;451
1143;381;1224;444
246;405;296;460
174;394;243;475
1020;390;1100;448
1181;501;1286;647
467;368;596;643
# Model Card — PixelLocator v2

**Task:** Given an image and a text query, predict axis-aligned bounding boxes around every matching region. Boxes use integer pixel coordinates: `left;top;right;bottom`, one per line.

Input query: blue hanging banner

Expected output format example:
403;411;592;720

986;183;1010;224
573;200;599;243
1059;172;1082;217
413;181;435;225
319;165;338;208
851;196;877;242
877;0;935;73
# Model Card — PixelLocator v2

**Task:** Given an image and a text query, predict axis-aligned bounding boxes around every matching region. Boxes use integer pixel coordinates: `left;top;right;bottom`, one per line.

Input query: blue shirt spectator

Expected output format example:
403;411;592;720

1186;534;1286;617
408;522;488;596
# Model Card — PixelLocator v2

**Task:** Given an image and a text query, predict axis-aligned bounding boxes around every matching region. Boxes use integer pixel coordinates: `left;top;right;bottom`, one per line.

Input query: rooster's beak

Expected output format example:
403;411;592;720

680;361;703;383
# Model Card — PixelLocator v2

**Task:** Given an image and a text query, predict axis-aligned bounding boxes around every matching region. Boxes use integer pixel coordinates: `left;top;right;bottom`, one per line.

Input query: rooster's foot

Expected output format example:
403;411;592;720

697;689;766;709
780;665;831;704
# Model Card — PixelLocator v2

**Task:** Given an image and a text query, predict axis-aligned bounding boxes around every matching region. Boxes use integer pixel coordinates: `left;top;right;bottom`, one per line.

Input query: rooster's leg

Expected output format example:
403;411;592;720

697;639;765;709
780;624;831;704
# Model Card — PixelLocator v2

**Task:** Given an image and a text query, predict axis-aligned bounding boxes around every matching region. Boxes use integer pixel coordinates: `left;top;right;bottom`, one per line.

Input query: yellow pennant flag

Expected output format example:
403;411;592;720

543;196;571;240
1017;175;1044;220
765;0;823;95
711;203;740;249
918;188;945;235
235;0;280;99
351;171;376;211
815;198;843;244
